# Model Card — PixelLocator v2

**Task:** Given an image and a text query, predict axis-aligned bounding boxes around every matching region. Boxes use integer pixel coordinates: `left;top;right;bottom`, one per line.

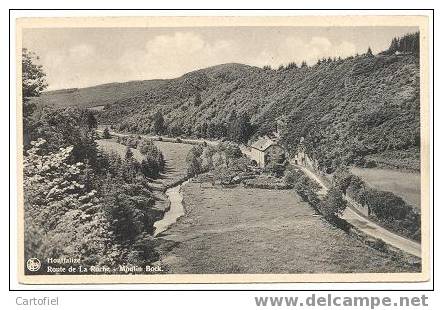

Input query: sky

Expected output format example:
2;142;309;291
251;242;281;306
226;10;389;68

22;26;418;91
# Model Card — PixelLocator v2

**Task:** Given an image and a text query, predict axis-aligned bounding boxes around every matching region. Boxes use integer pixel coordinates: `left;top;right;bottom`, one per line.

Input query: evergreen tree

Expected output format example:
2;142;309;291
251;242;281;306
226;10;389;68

228;112;253;144
151;111;165;135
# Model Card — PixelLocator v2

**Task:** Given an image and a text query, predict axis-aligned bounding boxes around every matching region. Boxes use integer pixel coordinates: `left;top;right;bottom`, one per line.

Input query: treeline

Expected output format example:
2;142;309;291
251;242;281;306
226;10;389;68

385;32;420;56
24;106;163;273
185;142;247;182
116;135;165;179
333;168;421;241
115;110;254;144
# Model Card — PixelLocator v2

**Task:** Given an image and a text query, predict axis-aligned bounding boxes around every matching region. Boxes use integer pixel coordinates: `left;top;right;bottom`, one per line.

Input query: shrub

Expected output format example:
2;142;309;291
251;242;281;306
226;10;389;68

186;146;204;177
359;189;409;220
264;161;286;177
319;187;347;220
102;127;111;139
137;139;165;174
373;238;388;253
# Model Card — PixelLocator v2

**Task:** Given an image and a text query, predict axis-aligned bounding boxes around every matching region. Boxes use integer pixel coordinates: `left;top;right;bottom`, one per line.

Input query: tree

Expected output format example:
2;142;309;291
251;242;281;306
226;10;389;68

366;47;374;57
81;110;98;130
388;37;399;54
358;189;409;220
22;49;48;147
319;187;347;219
32;107;98;166
228;113;253;144
186;154;203;177
23;139;115;267
22;48;48;98
151;111;165;135
194;92;202;107
125;147;133;160
102;127;111;139
286;62;298;70
186;146;204;177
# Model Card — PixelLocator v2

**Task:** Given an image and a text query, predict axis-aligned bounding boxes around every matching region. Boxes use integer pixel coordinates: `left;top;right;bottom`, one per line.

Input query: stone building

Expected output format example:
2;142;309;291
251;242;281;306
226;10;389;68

249;137;286;168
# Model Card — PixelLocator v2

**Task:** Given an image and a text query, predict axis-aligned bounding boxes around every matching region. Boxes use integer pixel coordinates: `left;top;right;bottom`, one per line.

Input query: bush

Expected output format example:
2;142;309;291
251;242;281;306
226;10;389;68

264;161;286;177
319;187;347;219
283;168;298;186
359;189;409;220
102;127;111;139
287;169;322;211
186;146;204;177
141;155;162;179
373;238;388;253
137;139;165;175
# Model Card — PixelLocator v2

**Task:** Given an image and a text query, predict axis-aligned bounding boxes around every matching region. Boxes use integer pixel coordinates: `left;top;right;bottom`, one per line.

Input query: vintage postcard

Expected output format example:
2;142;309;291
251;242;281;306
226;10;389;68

16;15;430;284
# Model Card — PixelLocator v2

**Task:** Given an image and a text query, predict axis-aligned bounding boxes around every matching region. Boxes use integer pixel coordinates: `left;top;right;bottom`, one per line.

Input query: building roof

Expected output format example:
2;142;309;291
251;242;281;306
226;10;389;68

251;137;279;151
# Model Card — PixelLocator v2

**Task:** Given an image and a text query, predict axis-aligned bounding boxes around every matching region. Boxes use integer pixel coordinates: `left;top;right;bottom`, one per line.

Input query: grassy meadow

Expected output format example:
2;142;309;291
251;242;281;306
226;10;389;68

97;138;193;188
351;167;420;209
157;181;419;274
96;139;145;162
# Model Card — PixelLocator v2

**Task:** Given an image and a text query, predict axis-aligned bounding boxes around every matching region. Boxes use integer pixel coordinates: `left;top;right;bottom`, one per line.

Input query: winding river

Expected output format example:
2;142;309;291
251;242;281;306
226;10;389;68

153;181;189;236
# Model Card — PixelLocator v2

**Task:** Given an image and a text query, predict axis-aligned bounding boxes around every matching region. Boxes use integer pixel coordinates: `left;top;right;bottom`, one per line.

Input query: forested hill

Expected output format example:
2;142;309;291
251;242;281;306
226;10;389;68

98;52;419;172
33;33;420;172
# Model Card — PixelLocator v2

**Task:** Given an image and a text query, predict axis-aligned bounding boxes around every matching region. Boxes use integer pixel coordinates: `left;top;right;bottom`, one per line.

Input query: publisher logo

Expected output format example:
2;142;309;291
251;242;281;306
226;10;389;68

26;258;41;272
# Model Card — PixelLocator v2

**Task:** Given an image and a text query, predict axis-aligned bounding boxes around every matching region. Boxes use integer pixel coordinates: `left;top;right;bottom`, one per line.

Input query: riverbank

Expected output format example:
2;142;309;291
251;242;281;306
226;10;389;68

153;181;188;236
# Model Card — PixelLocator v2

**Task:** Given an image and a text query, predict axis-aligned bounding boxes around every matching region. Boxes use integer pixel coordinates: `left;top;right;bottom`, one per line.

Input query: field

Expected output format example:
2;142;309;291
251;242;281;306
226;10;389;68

156;181;419;274
96;139;145;162
96;138;192;188
351;167;420;209
152;140;193;187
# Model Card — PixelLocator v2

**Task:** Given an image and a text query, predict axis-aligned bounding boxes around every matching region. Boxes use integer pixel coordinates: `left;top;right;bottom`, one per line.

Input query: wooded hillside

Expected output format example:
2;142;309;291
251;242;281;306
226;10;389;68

36;33;421;172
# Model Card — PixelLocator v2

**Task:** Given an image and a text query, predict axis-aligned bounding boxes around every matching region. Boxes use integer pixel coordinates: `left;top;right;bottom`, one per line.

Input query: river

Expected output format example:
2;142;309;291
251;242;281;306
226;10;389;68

153;181;188;236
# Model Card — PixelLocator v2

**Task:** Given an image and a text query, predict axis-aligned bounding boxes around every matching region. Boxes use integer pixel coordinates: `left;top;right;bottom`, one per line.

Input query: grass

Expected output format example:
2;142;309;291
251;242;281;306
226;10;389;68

96;138;193;188
96;139;145;162
157;181;419;274
351;167;420;209
152;141;193;187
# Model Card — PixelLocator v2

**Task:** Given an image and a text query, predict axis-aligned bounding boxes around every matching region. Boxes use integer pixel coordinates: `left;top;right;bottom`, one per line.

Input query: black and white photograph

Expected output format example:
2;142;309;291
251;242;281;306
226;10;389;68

16;15;430;284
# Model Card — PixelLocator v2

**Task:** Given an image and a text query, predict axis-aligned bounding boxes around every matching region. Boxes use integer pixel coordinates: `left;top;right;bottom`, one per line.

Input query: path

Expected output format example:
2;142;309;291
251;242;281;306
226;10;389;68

296;165;421;258
97;129;219;146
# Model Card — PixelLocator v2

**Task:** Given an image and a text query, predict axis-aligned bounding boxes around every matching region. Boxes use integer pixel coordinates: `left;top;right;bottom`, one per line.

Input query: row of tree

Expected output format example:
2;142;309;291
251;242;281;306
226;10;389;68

115;110;255;144
333;168;421;241
386;32;420;55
